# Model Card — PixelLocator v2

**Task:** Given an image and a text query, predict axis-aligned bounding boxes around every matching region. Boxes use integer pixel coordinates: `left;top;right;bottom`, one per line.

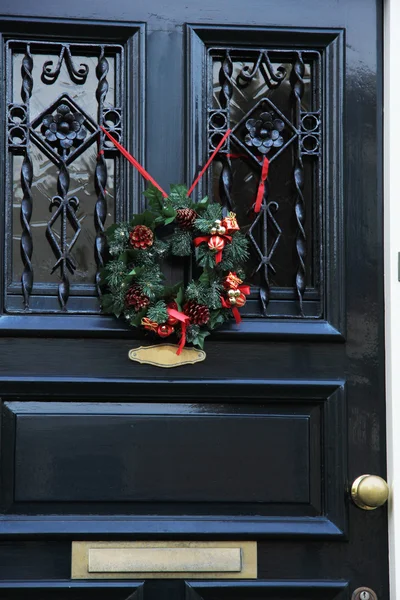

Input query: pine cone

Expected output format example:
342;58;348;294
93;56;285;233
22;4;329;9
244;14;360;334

129;225;154;249
125;285;150;311
176;208;197;230
183;300;210;325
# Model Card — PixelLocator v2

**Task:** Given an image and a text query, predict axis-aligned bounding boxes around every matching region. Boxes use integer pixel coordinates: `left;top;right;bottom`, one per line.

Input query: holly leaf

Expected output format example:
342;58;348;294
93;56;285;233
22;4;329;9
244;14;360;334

129;308;148;327
100;293;115;313
105;223;119;241
198;270;210;285
162;281;183;300
196;196;209;213
192;329;210;349
130;210;157;229
208;309;228;329
175;286;184;310
119;249;139;265
143;185;165;213
160;204;177;226
169;184;190;208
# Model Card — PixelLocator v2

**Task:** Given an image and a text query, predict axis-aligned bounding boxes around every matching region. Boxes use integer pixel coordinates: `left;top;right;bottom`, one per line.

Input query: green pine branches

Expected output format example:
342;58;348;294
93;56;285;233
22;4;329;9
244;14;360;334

101;183;252;350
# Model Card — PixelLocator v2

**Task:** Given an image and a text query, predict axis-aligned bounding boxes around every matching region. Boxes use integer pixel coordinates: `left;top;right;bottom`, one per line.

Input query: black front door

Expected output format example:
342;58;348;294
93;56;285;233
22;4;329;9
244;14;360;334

0;1;387;599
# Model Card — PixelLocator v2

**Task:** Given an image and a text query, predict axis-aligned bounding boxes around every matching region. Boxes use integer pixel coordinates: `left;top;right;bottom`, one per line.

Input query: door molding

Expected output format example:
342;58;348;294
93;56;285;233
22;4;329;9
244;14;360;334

385;0;399;597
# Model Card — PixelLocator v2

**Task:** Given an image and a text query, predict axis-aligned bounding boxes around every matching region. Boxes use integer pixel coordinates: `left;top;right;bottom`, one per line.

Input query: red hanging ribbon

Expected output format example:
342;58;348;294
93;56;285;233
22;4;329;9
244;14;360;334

187;129;231;197
238;284;251;296
193;234;232;264
100;126;168;198
220;296;241;324
167;307;190;355
220;285;250;324
255;157;269;213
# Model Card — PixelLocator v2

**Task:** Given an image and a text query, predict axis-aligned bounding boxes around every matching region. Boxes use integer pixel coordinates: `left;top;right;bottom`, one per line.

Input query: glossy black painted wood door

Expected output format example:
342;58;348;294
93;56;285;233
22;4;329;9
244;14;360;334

0;1;387;599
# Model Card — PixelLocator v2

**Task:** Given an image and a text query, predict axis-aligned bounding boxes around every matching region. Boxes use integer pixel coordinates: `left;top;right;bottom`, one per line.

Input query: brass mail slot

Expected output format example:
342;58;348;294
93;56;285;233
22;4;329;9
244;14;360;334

71;541;257;579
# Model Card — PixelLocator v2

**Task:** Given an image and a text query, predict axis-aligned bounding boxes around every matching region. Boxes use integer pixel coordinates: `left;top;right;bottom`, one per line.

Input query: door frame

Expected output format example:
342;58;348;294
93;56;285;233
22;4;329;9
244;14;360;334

385;0;400;596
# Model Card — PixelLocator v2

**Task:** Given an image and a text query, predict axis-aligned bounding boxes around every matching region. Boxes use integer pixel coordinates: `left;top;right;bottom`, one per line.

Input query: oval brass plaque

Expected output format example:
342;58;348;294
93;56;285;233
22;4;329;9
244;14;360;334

128;344;206;368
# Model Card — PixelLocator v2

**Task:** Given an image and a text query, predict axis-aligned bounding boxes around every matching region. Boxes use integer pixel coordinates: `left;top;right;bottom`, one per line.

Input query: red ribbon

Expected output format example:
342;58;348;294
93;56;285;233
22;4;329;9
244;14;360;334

238;284;251;295
167;307;190;355
255;157;269;213
220;285;250;324
221;296;241;324
100;126;168;198
193;235;232;264
187;129;231;197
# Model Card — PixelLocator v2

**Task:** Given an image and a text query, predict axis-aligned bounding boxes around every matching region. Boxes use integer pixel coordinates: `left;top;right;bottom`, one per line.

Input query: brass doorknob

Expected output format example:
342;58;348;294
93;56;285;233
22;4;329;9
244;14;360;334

351;475;389;510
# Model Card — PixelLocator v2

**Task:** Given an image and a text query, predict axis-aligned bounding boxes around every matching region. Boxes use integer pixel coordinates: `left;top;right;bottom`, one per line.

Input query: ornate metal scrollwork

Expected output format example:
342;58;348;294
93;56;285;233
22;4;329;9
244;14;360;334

46;163;81;310
208;47;322;317
236;51;287;89
214;51;233;213
41;44;89;85
244;111;285;156
6;40;123;312
30;94;98;166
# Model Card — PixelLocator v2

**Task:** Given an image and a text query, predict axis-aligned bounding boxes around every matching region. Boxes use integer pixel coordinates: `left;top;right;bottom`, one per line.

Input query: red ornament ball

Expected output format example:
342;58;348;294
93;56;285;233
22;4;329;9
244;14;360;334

208;235;225;252
129;225;154;249
157;323;174;338
235;292;247;308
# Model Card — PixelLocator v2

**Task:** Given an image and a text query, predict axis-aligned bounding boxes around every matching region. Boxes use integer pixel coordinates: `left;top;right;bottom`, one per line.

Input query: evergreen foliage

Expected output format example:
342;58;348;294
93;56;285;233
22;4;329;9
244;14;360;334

146;300;169;324
170;229;192;256
101;184;251;350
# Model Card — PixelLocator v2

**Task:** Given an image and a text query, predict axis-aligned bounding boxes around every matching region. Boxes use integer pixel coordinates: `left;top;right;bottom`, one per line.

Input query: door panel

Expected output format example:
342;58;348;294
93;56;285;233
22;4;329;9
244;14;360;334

1;386;344;537
0;0;387;598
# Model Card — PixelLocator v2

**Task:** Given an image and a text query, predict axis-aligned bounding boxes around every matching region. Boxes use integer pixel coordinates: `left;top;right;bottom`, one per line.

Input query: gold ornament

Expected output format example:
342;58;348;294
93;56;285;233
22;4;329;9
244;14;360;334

210;227;217;235
234;289;241;297
229;297;237;305
228;289;236;298
218;226;226;235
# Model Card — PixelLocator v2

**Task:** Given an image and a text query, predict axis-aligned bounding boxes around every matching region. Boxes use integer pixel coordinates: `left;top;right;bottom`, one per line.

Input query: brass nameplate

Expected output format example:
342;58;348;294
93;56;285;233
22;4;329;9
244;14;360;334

89;547;241;573
128;344;206;368
71;541;257;579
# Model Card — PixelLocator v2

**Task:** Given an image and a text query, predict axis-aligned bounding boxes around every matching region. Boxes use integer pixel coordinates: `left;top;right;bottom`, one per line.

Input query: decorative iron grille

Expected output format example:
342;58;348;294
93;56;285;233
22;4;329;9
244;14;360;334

208;49;322;318
5;40;126;313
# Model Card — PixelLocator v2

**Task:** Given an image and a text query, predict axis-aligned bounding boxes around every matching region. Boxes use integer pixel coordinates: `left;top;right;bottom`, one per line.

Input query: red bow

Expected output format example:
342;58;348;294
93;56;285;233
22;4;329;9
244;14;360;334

167;307;190;355
255;157;269;213
220;285;250;324
193;235;232;264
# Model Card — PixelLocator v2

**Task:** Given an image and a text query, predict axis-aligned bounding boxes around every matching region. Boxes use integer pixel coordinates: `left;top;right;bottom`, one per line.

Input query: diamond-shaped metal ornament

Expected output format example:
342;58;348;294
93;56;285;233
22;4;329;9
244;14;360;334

232;97;297;165
29;93;99;166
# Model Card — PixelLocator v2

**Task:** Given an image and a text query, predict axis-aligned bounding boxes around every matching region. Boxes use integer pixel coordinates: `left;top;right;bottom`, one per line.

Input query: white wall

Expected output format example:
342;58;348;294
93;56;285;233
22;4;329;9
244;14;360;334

385;0;400;596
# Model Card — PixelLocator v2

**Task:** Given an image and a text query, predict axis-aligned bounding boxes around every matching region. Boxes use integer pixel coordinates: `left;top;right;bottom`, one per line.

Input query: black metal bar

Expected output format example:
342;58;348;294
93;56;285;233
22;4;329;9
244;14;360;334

46;158;81;310
94;46;109;297
216;50;233;213
20;44;34;308
291;51;306;315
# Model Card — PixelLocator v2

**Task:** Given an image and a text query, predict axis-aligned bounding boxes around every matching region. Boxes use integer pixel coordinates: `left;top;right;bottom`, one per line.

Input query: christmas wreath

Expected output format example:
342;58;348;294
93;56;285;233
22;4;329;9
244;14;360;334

100;127;251;353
